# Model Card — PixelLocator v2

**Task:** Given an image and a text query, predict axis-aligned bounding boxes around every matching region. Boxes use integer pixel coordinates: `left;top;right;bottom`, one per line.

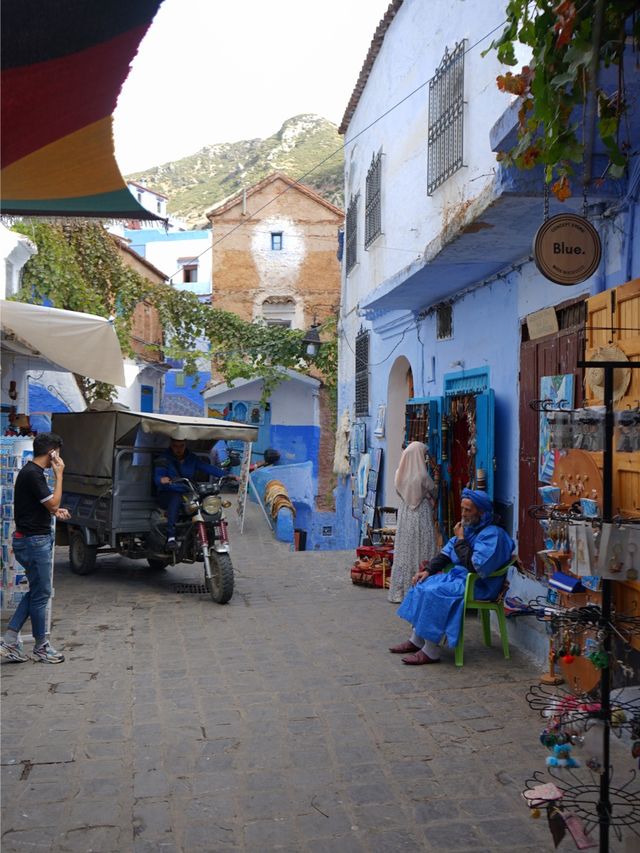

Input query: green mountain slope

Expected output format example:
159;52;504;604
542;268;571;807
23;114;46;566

127;114;344;229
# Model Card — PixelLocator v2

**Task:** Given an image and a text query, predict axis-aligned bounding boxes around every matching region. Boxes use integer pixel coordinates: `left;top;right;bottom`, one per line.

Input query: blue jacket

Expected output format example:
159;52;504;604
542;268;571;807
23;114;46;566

154;450;225;493
397;519;514;648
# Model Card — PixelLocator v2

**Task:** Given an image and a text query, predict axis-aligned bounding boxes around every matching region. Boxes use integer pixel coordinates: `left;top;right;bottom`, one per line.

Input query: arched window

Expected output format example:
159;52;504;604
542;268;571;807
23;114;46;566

261;297;296;328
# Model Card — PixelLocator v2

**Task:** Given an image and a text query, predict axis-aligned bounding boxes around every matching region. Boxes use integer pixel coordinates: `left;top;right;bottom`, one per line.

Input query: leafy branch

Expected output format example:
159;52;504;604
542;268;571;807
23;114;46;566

11;221;336;405
484;1;638;200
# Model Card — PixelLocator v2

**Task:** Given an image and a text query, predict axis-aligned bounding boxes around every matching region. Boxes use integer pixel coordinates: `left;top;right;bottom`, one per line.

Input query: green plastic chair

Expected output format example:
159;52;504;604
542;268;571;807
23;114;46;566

447;558;516;667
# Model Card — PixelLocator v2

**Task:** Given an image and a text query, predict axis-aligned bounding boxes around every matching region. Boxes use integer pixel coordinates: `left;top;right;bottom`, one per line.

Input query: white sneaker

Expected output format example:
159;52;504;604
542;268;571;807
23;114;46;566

31;642;65;664
0;639;29;663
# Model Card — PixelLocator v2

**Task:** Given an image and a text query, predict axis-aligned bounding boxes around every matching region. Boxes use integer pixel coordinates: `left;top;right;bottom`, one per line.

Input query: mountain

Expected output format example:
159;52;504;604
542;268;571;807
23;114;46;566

126;114;344;229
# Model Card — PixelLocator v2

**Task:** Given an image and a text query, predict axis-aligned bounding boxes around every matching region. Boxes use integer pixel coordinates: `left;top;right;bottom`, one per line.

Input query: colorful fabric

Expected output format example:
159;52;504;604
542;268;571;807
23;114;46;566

1;0;164;218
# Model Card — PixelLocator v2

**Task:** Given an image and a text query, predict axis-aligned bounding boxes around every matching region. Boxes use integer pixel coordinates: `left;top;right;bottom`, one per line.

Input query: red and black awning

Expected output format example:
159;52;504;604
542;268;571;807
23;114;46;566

1;0;164;219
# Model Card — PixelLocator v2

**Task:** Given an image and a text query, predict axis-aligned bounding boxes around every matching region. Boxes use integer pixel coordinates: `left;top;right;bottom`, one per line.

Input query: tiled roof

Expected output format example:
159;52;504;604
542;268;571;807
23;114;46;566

206;171;344;219
338;0;404;135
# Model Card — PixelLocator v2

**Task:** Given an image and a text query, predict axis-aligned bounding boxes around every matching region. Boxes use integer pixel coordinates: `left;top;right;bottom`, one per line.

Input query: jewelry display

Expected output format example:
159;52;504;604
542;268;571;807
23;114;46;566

525;360;640;851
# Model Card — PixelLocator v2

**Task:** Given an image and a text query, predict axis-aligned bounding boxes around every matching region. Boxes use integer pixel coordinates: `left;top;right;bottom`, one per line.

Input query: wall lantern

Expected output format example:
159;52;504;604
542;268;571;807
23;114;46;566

302;322;322;357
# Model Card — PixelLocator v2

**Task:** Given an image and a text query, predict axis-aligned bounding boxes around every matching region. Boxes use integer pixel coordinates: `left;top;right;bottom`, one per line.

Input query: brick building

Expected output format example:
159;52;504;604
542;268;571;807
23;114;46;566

205;173;344;544
206;172;343;329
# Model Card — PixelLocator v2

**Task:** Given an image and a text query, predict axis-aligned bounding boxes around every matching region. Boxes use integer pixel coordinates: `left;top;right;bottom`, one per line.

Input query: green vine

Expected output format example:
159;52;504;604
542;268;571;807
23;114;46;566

11;222;337;406
484;1;638;200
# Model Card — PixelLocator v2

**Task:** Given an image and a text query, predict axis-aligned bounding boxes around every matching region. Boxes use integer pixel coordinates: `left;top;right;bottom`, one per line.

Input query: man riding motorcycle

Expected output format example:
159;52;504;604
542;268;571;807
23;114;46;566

154;438;229;549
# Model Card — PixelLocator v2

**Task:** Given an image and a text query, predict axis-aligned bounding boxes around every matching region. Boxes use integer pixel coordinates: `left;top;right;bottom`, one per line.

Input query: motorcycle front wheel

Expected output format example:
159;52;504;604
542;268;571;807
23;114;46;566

205;551;234;604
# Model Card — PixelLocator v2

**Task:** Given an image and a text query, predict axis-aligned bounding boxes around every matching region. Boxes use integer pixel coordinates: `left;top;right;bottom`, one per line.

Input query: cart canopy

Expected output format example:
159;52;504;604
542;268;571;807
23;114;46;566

52;408;258;480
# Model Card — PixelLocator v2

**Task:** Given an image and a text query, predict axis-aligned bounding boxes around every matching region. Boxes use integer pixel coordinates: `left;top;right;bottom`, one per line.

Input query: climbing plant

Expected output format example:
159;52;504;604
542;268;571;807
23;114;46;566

11;221;337;404
485;1;638;200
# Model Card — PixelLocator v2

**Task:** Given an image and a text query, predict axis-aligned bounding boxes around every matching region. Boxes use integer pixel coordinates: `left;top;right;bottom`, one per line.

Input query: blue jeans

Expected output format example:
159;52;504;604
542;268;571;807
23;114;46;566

9;533;54;644
156;492;184;537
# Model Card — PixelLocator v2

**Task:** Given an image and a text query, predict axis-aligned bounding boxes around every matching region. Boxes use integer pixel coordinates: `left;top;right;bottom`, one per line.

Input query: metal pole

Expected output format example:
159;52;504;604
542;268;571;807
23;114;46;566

598;363;614;853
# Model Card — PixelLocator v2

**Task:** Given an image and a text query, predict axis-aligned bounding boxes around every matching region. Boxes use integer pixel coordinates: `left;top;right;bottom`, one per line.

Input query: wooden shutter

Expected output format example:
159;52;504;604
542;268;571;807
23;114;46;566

586;280;640;640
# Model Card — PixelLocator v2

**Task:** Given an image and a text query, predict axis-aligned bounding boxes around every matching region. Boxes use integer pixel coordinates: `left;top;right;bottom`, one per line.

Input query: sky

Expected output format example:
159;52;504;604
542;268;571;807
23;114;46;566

113;0;392;175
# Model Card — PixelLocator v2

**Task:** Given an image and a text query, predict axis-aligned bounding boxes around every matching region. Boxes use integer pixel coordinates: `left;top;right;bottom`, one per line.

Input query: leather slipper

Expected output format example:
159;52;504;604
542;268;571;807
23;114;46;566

389;640;421;654
401;650;441;665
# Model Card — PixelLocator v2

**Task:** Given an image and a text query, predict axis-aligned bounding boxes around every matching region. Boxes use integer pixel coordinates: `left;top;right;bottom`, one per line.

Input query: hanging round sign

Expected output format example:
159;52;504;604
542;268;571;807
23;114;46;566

533;213;601;286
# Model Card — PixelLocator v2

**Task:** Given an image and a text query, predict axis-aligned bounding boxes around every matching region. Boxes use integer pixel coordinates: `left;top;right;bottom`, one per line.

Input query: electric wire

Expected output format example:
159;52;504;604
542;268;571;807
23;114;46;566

159;17;510;282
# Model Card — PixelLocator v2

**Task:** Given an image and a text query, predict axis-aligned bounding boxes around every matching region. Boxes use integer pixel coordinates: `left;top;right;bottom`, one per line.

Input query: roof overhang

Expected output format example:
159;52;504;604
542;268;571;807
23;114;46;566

360;40;639;318
203;368;321;400
361;139;629;320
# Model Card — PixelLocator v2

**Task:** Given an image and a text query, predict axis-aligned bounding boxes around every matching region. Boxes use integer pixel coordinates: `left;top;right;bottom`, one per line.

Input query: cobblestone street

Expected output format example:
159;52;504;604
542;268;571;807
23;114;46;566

0;504;633;852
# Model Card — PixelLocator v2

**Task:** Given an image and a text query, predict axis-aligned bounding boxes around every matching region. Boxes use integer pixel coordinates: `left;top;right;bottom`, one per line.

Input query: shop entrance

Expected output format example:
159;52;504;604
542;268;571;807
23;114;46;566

442;369;494;537
518;298;586;573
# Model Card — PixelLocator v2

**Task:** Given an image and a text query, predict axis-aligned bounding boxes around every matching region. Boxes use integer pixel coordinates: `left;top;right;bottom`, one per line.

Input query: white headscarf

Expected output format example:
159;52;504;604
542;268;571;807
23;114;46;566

394;441;436;510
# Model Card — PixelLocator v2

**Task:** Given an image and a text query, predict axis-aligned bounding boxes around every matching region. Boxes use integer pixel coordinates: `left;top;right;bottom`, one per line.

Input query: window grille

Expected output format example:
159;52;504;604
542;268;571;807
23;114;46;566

365;151;382;248
345;194;359;274
355;327;370;417
436;303;453;340
427;40;466;196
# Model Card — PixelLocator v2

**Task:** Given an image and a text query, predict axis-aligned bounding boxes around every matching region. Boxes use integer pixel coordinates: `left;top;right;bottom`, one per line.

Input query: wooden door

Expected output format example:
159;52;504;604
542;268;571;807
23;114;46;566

585;279;640;515
518;304;586;573
586;279;640;635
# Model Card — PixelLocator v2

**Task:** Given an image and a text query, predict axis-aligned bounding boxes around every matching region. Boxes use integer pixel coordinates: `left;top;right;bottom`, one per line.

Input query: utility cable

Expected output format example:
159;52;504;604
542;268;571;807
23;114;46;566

158;17;509;282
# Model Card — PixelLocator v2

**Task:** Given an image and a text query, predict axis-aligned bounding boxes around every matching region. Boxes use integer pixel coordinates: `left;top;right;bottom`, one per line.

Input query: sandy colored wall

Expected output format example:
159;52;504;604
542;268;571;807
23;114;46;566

209;177;343;328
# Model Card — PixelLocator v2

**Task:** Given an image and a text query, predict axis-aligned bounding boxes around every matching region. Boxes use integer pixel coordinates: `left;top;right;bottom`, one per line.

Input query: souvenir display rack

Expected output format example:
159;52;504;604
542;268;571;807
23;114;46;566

522;361;640;852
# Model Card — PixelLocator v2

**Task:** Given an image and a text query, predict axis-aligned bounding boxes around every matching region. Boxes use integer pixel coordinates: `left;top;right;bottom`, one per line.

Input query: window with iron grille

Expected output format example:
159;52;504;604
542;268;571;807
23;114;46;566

345;194;359;274
355;327;370;417
365;151;382;248
427;40;466;196
436;303;453;340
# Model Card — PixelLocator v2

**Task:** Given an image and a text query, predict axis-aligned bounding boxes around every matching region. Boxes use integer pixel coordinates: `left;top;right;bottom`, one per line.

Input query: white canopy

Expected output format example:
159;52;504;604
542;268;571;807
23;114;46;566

0;300;126;386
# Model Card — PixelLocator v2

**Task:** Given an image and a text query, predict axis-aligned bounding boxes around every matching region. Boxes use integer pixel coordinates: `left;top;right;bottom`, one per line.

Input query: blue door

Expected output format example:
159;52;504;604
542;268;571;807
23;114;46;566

140;385;154;413
227;400;272;464
474;388;495;499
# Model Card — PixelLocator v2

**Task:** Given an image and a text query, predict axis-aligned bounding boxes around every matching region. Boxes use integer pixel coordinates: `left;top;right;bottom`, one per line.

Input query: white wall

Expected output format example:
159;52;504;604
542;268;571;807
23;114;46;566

0;225;36;299
342;0;514;315
248;217;306;328
115;362;164;413
128;183;167;220
204;376;320;427
142;235;212;291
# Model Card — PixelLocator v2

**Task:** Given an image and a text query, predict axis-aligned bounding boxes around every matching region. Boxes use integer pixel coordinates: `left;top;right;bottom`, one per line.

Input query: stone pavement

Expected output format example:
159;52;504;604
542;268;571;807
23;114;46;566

1;503;635;852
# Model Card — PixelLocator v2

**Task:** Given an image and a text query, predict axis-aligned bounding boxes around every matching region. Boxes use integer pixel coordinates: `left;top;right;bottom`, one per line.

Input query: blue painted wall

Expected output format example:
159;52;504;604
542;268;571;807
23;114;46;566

335;190;639;555
123;228;211;257
27;382;72;432
162;369;211;417
269;425;320;478
249;459;356;551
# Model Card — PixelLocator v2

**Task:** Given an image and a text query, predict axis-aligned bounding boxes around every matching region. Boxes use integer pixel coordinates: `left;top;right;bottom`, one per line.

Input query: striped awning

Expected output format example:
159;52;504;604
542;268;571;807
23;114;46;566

1;0;164;219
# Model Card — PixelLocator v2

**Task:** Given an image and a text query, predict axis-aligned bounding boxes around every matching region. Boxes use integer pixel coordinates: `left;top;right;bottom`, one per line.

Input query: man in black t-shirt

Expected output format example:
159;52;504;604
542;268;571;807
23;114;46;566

0;433;70;664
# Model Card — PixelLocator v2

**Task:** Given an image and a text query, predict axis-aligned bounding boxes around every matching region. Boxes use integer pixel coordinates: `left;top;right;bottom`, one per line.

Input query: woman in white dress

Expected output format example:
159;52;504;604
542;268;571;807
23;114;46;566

387;441;438;603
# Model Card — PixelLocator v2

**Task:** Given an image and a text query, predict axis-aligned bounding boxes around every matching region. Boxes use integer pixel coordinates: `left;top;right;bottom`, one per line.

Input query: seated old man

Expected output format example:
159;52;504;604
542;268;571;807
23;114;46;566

389;488;515;665
154;438;227;550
